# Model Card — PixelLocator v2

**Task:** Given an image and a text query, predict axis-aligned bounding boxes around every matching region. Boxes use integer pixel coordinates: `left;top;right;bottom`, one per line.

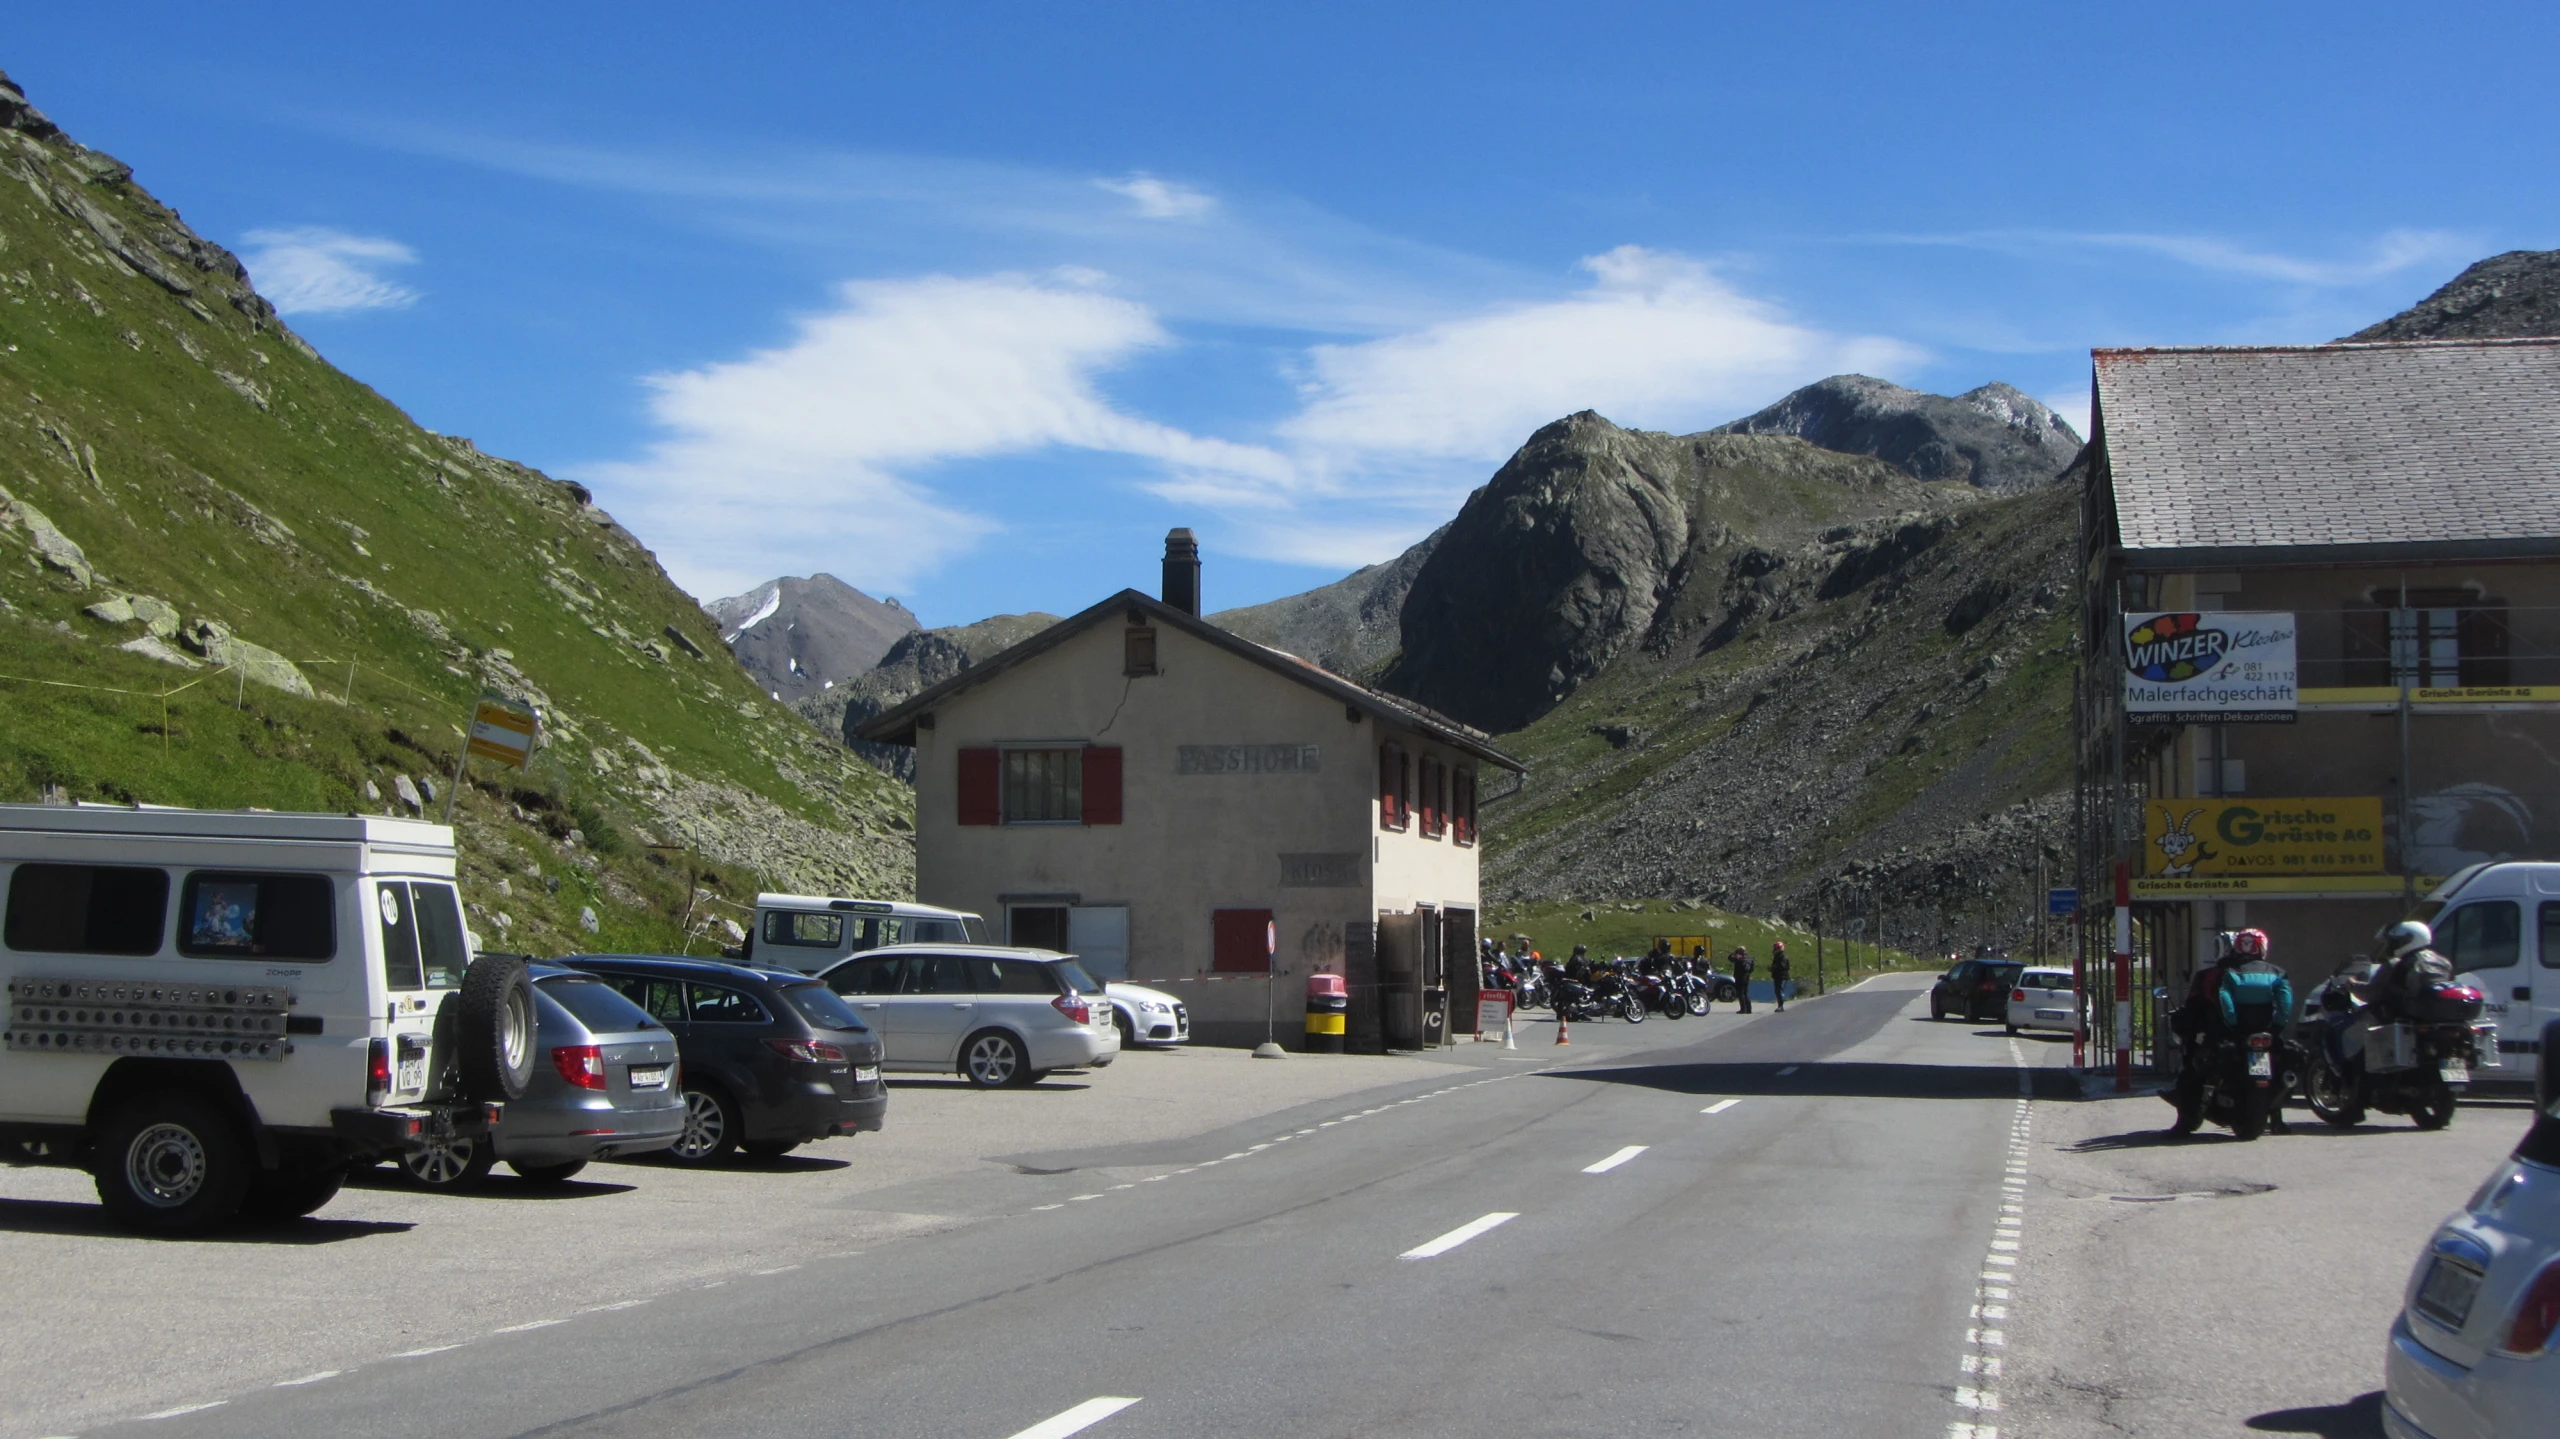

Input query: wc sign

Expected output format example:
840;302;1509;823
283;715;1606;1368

2123;612;2296;723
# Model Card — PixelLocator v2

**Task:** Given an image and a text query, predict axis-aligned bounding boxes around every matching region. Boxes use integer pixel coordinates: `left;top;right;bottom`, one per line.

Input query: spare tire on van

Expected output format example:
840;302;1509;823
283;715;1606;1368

454;953;537;1102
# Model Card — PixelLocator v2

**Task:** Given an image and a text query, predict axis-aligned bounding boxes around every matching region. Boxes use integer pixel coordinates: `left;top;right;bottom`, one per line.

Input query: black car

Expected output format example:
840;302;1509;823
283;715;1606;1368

1930;958;2027;1023
560;954;886;1164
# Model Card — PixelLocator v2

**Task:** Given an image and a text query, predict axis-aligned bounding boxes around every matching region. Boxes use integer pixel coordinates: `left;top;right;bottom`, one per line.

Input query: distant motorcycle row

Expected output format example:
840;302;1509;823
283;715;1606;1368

1479;943;1745;1024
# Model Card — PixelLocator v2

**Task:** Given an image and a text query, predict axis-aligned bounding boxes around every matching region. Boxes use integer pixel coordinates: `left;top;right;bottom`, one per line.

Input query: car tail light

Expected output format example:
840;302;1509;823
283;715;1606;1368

1979;981;2001;992
766;1038;847;1063
366;1037;392;1107
1053;994;1093;1024
552;1045;608;1090
2012;989;2027;1003
2498;1260;2560;1356
2248;1033;2274;1050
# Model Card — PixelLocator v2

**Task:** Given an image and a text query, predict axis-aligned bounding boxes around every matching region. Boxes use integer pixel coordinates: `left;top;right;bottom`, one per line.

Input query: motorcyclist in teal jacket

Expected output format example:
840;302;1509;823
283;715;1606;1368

2216;928;2295;1133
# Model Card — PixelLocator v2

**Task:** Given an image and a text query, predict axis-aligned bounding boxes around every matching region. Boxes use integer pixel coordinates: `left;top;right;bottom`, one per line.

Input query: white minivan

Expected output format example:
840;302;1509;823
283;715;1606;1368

745;893;989;972
2406;863;2560;1088
0;803;535;1233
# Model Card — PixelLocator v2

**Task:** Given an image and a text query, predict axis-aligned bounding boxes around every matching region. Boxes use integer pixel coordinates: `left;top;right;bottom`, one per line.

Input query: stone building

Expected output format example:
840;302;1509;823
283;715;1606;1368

858;532;1525;1050
2077;338;2560;1075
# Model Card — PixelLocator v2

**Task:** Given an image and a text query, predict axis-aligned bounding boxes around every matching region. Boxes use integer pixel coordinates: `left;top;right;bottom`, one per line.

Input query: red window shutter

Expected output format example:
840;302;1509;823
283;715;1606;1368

1081;745;1123;825
1213;908;1276;973
1420;759;1438;834
957;747;1000;826
1455;770;1475;845
1378;745;1402;830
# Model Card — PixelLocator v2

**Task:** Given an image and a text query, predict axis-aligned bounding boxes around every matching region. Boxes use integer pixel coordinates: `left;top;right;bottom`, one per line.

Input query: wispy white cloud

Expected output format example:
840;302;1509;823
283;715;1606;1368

1097;173;1216;220
240;227;421;314
577;272;1291;599
1873;226;2475;287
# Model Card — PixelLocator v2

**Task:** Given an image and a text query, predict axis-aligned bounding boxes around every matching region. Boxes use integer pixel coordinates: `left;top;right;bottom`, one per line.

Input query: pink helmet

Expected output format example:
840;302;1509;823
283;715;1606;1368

2232;928;2270;960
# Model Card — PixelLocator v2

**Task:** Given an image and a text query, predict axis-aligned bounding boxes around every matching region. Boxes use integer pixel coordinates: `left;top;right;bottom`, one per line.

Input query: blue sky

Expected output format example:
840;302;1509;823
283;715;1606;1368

8;4;2555;624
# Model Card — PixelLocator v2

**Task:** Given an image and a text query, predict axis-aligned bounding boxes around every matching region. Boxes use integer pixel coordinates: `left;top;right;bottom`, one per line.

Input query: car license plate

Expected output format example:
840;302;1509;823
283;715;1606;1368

2248;1052;2273;1077
2415;1256;2483;1331
396;1058;427;1093
2440;1060;2469;1083
628;1065;668;1090
2036;1009;2070;1021
854;1065;879;1083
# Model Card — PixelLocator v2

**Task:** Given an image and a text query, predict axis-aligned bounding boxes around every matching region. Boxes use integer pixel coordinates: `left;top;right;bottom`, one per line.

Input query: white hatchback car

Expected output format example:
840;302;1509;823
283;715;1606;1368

1107;982;1189;1048
815;945;1118;1088
2383;1021;2560;1439
2005;967;2080;1036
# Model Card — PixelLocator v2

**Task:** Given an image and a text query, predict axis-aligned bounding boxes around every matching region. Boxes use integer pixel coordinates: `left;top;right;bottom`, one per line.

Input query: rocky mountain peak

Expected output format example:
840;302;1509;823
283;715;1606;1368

2342;249;2560;341
706;572;919;705
1713;373;2082;490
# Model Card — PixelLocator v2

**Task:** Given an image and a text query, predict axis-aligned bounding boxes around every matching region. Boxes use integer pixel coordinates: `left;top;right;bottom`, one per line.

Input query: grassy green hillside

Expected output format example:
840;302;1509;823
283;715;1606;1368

0;74;911;955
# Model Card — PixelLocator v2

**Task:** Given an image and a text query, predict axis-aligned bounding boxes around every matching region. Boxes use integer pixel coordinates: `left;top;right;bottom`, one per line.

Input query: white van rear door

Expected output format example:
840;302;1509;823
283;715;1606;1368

374;880;469;1102
2437;898;2530;1077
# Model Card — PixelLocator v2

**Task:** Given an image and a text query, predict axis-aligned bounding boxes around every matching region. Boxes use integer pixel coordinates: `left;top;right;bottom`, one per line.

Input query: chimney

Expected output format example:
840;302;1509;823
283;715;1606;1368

1161;527;1201;616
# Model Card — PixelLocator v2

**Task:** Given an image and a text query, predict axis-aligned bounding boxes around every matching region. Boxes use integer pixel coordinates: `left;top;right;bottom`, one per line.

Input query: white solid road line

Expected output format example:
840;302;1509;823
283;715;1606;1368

1402;1212;1520;1259
1001;1396;1142;1439
1582;1145;1649;1174
1701;1098;1741;1114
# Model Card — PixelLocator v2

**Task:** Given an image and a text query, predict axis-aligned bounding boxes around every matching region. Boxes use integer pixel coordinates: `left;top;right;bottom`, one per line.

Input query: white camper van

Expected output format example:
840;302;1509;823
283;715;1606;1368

744;893;988;972
2408;861;2560;1087
0;804;536;1233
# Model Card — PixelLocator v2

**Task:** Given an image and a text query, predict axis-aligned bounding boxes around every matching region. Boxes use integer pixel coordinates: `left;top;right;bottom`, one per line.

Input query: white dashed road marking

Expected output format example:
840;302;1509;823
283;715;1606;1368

1946;1037;2039;1436
1582;1145;1649;1174
273;1371;340;1387
140;1401;228;1420
1402;1212;1519;1259
1701;1098;1741;1114
1002;1396;1142;1439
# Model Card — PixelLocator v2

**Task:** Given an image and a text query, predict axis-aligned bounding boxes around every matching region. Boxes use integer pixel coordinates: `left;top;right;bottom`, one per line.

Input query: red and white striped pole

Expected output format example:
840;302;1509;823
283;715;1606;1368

2113;860;2133;1094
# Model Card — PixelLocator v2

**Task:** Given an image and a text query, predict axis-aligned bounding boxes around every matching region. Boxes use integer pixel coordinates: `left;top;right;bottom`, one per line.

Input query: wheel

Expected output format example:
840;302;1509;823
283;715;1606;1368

456;952;538;1102
239;1166;346;1223
2306;1059;2365;1128
1661;994;1686;1019
1687;990;1710;1017
2411;1082;2457;1131
1619;994;1646;1023
2005;1022;2019;1035
93;1092;253;1235
963;1030;1032;1088
509;1159;589;1185
1930;996;1946;1020
2232;1086;2269;1141
666;1085;741;1165
741;1139;800;1159
1114;1011;1136;1046
399;1133;496;1188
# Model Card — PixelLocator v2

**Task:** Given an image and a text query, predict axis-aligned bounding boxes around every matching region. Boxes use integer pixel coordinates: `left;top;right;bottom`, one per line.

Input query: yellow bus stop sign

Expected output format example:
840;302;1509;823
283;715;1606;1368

466;694;539;769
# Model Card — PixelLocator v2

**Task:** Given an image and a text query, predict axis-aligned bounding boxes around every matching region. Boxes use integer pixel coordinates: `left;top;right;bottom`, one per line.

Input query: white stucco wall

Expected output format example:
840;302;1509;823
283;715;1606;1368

907;614;1486;1043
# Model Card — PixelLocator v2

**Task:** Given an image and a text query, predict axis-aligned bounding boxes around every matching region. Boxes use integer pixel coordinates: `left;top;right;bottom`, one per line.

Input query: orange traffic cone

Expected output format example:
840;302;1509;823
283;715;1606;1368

1554;1012;1570;1045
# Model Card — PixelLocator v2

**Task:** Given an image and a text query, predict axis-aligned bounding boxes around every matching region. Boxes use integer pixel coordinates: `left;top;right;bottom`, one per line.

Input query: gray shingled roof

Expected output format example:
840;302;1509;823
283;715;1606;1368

2095;338;2560;560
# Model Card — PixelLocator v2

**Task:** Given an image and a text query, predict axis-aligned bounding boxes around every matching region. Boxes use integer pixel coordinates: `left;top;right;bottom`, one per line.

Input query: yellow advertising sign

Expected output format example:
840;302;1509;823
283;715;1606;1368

465;694;539;769
2142;797;2383;877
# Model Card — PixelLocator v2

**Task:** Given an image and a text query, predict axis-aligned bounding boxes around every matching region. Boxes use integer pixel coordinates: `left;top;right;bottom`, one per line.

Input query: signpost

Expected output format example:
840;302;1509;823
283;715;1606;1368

1475;990;1514;1045
2047;888;2079;916
443;693;540;824
1254;919;1284;1058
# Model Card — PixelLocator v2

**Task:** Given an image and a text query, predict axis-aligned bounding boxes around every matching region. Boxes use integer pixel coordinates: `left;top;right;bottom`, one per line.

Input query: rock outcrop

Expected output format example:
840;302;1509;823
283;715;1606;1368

1713;374;2082;491
707;572;919;705
798;612;1063;780
1210;525;1443;679
2343;250;2560;341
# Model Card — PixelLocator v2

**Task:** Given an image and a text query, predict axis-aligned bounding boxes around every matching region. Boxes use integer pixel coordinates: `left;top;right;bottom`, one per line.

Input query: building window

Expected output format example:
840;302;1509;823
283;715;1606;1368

1004;748;1085;824
1453;768;1478;847
1008;905;1070;950
2341;594;2510;688
1420;757;1447;838
1124;627;1158;676
1212;907;1275;973
1378;744;1410;831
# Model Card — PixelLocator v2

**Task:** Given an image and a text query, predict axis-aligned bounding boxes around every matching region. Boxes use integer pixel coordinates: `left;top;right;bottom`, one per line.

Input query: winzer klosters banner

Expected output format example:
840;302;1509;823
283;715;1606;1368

2122;611;2296;723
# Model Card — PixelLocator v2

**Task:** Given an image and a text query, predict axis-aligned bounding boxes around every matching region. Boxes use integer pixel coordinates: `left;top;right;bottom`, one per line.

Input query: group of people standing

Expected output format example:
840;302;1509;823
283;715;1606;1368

1479;934;1795;1012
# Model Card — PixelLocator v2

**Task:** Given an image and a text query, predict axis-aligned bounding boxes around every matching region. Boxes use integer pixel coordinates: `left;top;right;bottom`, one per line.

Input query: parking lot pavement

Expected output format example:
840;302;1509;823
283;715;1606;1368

2002;1074;2533;1437
0;1037;1652;1439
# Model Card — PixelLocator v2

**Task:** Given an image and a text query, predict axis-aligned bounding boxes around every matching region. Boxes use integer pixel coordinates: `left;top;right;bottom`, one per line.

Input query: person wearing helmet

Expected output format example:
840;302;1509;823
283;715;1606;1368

1564;944;1592;982
1729;945;1756;1014
2369;920;2453;1023
2166;930;2251;1130
1768;941;1792;1011
2216;928;2295;1134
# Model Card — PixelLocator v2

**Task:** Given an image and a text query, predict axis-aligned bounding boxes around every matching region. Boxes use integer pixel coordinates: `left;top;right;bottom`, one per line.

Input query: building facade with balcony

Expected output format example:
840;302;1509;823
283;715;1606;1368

858;532;1525;1051
2076;339;2560;1067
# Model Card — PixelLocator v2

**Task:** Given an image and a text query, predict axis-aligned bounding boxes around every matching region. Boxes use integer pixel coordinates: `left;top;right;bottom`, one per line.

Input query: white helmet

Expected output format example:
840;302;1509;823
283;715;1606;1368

2378;920;2433;958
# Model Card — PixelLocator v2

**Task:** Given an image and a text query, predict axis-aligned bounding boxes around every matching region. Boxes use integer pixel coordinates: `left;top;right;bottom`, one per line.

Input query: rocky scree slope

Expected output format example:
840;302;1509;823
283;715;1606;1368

708;571;917;705
2344;249;2560;341
0;68;911;954
1471;437;2079;942
798;611;1062;780
1211;525;1443;681
1714;373;2082;492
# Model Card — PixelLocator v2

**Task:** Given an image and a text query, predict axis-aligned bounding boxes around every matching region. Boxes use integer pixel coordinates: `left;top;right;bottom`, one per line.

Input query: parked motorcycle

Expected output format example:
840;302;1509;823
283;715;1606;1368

1631;965;1687;1020
2171;1026;2301;1140
1590;964;1644;1023
2303;972;2493;1130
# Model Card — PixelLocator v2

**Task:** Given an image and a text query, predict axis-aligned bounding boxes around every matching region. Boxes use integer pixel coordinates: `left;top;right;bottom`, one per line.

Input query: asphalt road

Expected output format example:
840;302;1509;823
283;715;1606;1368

74;976;2062;1439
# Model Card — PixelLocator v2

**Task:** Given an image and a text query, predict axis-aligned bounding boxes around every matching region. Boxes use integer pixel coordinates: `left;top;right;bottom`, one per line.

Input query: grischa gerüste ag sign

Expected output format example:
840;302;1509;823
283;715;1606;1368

2122;612;2296;723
